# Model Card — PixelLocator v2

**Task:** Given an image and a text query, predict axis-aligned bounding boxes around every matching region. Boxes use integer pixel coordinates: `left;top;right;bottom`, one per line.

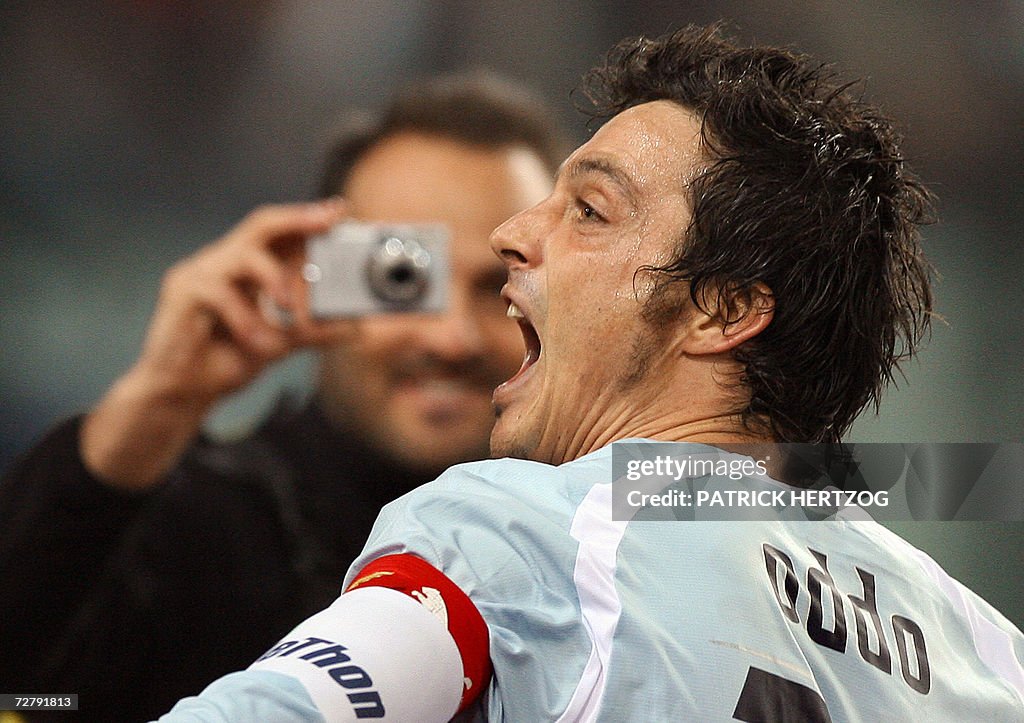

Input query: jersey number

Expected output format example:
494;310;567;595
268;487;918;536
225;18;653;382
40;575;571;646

734;667;831;722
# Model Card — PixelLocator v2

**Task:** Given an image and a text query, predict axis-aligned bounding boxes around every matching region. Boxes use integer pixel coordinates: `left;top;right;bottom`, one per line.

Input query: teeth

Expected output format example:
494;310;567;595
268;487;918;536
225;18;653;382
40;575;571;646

506;302;525;319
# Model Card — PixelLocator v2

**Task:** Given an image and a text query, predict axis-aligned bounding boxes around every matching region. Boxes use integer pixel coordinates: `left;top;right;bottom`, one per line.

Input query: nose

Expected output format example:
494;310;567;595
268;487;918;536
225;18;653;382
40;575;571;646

489;205;543;271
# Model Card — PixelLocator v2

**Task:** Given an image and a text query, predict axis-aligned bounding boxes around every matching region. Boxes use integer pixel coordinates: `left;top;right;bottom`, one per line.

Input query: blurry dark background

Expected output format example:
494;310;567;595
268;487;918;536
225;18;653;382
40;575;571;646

2;1;1022;622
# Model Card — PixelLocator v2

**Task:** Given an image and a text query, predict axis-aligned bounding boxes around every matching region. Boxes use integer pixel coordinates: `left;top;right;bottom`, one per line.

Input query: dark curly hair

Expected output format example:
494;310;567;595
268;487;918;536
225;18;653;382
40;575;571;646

583;24;934;443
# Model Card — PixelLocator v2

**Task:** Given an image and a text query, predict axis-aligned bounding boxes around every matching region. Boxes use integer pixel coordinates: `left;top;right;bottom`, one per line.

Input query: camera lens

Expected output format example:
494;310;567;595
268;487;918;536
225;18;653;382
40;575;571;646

366;236;432;304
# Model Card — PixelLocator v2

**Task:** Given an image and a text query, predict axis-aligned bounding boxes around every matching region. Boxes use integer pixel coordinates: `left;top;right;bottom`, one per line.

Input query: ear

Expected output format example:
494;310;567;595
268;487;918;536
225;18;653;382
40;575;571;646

678;282;774;355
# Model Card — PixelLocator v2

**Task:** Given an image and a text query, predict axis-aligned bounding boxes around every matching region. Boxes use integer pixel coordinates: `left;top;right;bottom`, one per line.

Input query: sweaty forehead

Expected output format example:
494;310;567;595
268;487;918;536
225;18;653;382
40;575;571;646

566;100;703;191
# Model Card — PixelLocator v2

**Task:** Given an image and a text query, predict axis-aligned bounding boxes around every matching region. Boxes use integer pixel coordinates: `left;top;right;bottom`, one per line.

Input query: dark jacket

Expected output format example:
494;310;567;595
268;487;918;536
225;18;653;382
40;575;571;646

0;400;431;722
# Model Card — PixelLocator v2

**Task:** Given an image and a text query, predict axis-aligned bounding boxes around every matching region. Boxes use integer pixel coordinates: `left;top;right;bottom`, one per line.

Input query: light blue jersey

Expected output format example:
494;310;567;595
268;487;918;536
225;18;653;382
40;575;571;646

161;441;1024;721
350;441;1024;721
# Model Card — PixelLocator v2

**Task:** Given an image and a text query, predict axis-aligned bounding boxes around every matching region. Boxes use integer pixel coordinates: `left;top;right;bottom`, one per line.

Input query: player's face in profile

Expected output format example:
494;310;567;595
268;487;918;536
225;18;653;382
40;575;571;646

318;132;554;475
490;100;703;464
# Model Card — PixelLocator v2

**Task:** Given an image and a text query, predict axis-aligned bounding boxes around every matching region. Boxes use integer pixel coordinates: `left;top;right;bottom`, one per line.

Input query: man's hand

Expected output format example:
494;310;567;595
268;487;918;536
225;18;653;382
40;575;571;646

81;199;351;491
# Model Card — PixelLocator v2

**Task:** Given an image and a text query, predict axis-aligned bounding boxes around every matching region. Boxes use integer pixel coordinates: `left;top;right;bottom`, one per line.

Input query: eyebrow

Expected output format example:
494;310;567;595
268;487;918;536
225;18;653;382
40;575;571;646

559;156;641;204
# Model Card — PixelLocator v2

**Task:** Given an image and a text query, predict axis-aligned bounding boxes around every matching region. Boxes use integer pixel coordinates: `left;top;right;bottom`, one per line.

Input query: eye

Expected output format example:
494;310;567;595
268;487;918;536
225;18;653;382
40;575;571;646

576;199;605;223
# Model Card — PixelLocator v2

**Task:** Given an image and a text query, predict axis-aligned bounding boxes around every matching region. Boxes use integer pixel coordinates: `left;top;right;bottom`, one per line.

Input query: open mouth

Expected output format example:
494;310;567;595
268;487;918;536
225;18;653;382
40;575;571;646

505;301;541;383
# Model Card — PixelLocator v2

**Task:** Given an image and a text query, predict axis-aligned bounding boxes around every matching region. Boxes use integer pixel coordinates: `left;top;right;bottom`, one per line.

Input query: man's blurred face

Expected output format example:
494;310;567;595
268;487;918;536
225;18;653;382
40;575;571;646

318;132;553;475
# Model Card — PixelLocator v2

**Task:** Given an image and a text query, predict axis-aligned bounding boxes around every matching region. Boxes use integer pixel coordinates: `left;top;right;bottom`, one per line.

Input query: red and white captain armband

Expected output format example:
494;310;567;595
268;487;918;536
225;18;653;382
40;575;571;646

248;554;491;721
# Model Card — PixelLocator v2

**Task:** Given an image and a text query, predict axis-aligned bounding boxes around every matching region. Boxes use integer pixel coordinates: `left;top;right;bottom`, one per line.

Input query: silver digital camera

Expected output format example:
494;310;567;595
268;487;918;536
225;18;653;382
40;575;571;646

304;221;450;317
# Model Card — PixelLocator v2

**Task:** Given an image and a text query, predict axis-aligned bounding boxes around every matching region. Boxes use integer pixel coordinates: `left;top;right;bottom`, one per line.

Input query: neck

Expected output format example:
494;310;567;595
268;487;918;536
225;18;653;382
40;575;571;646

551;398;772;465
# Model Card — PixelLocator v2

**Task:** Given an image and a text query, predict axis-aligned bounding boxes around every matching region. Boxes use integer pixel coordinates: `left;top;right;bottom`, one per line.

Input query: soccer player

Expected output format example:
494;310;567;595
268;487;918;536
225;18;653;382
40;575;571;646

158;25;1024;721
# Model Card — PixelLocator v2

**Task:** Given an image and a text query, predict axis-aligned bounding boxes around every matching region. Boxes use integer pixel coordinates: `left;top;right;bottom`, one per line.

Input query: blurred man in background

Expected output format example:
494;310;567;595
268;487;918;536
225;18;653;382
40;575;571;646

0;72;565;721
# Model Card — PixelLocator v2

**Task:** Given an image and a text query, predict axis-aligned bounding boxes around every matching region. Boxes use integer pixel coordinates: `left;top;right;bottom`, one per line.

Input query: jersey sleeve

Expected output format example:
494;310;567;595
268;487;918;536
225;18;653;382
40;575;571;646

344;553;492;713
157;585;465;722
342;459;597;719
154;670;325;722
